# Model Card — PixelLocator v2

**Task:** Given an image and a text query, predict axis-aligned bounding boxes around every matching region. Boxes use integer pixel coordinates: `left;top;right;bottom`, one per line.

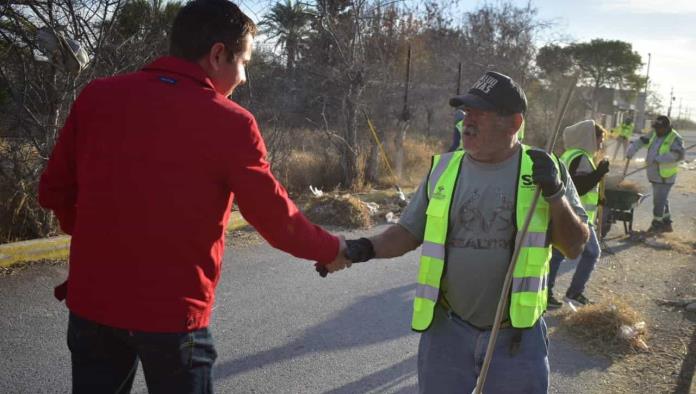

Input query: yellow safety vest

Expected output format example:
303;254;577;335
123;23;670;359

647;130;681;178
560;149;598;224
412;145;552;331
612;124;633;139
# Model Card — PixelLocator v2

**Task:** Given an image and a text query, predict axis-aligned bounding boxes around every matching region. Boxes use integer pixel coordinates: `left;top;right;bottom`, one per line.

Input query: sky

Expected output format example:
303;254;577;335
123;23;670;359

238;0;696;121
521;0;696;121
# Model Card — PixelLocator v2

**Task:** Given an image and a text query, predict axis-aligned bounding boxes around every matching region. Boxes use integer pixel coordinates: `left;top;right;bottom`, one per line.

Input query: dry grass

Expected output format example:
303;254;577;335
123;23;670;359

274;150;344;193
558;297;650;357
653;233;696;255
274;135;439;194
303;194;372;229
398;137;439;186
624;230;696;255
372;137;440;188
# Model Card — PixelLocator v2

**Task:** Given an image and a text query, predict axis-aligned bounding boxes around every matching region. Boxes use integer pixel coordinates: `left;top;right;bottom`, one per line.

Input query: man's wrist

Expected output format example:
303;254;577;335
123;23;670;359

543;184;565;203
345;237;376;262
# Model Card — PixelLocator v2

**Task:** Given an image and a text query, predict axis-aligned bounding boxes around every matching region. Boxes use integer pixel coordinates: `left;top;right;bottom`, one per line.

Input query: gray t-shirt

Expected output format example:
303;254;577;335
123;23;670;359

399;147;586;328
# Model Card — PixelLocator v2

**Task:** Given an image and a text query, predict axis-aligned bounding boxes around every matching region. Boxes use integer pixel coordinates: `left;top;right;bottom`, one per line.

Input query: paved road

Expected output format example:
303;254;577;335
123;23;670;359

1;228;610;393
5;130;694;393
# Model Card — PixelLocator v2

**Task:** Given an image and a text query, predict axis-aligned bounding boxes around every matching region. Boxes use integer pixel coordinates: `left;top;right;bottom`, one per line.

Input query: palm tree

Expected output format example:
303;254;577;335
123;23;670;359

260;0;314;71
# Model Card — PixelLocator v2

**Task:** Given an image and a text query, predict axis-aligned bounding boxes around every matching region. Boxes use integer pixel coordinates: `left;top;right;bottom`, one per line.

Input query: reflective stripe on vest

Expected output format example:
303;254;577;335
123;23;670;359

560;149;598;224
411;151;462;332
411;146;552;331
648;130;681;178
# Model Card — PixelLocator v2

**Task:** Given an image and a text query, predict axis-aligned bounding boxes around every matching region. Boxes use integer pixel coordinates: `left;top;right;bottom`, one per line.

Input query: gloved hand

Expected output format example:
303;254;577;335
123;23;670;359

345;237;376;263
595;159;610;176
639;136;650;144
525;149;562;198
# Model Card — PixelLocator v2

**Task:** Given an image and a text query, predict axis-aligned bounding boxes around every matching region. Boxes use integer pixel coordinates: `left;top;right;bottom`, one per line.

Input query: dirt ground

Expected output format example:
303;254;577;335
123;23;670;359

4;136;695;392
547;139;696;394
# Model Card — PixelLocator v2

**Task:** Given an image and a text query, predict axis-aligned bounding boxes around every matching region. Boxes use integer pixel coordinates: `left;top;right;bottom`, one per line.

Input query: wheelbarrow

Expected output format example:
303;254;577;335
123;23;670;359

601;188;648;237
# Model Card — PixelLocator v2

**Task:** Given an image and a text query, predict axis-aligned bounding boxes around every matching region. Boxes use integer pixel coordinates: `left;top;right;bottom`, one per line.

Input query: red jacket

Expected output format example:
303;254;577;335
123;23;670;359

39;57;339;332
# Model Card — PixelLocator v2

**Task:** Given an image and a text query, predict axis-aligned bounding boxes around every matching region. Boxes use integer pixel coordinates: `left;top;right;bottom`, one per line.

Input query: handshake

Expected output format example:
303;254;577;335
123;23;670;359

316;236;376;277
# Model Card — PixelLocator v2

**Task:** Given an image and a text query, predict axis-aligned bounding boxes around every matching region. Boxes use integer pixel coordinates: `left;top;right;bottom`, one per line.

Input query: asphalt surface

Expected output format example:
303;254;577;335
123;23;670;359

2;229;609;394
2;130;693;394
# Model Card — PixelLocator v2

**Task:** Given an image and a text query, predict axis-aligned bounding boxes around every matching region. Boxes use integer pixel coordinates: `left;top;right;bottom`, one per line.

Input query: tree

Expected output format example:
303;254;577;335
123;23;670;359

0;0;180;242
567;39;642;114
460;2;545;85
260;0;314;71
536;44;572;77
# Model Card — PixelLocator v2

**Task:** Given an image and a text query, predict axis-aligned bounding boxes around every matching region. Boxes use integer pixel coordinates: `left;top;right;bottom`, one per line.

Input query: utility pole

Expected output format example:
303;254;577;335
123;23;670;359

456;62;462;95
667;87;674;117
635;53;651;133
677;98;683;121
644;53;651;96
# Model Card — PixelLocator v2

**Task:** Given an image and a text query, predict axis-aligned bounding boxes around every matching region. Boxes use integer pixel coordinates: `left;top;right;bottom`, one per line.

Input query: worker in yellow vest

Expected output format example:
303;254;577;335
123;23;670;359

327;71;589;393
626;115;685;232
447;109;466;152
611;117;634;160
547;120;610;310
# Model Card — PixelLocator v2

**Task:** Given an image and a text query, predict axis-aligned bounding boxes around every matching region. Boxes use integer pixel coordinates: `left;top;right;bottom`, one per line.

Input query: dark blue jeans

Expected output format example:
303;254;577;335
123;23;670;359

548;226;600;298
67;313;217;394
418;306;549;393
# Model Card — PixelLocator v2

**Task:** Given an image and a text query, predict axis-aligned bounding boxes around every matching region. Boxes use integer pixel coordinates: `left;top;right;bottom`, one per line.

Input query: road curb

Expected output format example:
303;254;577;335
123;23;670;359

0;236;70;267
0;212;250;268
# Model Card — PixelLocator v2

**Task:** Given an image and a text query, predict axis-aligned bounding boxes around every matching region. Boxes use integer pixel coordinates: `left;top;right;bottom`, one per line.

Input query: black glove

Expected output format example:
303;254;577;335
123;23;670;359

595;159;610;176
525;149;562;198
639;136;650;144
345;238;375;263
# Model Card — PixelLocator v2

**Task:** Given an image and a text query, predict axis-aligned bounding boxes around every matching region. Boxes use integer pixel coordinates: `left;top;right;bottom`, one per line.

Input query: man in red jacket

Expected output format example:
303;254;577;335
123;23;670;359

38;1;349;392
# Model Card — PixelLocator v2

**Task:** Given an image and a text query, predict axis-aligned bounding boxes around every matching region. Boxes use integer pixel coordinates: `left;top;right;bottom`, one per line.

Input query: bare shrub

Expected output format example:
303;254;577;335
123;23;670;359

0;139;53;242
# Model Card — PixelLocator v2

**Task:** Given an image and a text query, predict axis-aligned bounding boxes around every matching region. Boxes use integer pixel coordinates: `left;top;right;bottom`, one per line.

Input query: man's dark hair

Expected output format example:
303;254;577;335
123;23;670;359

170;0;257;61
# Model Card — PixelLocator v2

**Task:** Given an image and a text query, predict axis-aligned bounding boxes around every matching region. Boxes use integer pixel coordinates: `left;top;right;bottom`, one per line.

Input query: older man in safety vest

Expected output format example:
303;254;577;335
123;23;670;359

626;115;685;232
328;71;589;393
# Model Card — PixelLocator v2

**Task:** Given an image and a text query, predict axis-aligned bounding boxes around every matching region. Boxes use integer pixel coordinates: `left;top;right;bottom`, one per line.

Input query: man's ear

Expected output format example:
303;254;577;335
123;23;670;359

511;113;523;134
207;42;227;72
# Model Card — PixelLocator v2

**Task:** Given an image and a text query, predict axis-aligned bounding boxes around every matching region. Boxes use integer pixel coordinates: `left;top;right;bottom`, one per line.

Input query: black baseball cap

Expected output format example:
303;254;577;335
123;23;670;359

449;71;527;114
652;115;670;128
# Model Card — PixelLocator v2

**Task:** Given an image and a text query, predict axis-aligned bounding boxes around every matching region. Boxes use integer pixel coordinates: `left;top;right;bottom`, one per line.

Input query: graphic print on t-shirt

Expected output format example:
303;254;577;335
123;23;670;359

449;186;514;250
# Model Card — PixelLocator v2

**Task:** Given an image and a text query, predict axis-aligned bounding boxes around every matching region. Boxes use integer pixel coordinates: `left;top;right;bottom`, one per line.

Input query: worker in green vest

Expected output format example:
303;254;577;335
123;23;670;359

611;117;634;160
447;109;466;152
626;115;685;232
547;120;610;310
326;71;590;393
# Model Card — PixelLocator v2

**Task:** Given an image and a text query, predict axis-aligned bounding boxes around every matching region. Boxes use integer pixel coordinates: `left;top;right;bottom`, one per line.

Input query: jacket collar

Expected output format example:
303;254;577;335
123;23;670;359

142;56;216;91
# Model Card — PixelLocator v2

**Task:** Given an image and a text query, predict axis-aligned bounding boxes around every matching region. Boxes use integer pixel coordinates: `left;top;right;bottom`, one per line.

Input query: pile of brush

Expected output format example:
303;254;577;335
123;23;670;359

558;297;649;354
304;194;372;229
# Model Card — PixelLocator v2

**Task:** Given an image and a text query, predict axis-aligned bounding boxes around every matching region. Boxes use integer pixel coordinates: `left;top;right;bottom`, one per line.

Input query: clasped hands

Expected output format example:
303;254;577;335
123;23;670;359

315;236;375;277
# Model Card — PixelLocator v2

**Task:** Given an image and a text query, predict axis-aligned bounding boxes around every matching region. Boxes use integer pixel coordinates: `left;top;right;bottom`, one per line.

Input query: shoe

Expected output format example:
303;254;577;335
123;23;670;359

647;220;663;233
547;293;563;309
661;222;673;233
564;293;593;311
